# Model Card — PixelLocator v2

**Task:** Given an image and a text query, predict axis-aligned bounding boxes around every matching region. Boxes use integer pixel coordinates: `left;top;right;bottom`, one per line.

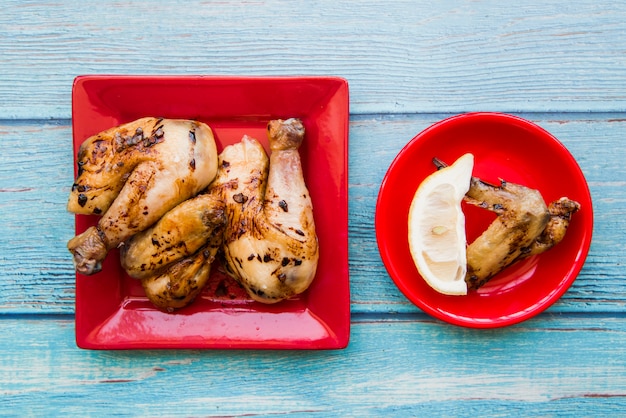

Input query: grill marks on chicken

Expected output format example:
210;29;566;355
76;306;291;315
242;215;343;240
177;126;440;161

121;192;226;279
120;193;226;312
465;179;580;289
519;197;580;259
120;191;226;310
214;119;319;303
139;230;224;311
67;118;218;275
68;117;318;310
463;177;551;289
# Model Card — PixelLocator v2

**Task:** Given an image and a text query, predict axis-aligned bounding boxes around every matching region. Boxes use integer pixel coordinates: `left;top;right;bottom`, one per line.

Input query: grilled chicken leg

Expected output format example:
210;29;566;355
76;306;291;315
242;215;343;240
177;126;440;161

215;119;319;303
120;192;226;311
67;118;218;275
139;232;224;311
120;192;225;279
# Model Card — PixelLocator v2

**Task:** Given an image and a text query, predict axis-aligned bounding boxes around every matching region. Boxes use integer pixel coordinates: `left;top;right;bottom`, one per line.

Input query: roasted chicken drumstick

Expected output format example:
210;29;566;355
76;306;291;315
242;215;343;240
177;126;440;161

137;231;224;311
120;192;226;311
67;117;218;275
214;119;319;303
120;192;225;280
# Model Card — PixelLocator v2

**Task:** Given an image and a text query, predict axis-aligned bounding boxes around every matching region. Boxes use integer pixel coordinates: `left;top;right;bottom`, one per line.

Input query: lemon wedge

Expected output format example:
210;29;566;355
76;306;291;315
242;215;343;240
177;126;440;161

408;153;474;295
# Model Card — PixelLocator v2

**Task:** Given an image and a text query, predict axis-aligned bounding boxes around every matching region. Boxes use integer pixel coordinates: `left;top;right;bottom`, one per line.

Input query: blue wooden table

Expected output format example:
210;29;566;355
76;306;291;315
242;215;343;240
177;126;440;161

1;1;625;415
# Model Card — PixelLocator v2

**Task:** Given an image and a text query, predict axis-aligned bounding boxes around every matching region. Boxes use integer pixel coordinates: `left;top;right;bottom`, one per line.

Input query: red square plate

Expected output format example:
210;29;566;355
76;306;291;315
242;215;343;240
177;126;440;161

72;75;350;349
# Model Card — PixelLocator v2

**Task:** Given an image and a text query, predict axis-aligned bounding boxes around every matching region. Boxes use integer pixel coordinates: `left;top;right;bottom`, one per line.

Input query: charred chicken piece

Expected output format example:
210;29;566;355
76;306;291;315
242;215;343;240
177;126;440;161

214;119;319;303
120;191;226;311
518;196;580;259
463;176;551;289
139;232;224;311
433;158;580;290
67;118;218;276
120;192;225;279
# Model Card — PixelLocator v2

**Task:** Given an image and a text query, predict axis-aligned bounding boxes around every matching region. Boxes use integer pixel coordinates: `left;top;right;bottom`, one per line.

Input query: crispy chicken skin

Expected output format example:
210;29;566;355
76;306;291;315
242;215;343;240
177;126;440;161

67;117;218;276
139;232;224;311
519;196;580;259
120;192;225;279
120;191;226;311
463;176;551;289
214;119;319;303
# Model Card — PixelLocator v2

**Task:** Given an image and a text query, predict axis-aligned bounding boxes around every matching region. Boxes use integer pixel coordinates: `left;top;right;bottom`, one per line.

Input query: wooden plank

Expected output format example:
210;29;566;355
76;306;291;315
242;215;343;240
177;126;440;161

1;1;626;118
0;114;624;314
1;315;625;415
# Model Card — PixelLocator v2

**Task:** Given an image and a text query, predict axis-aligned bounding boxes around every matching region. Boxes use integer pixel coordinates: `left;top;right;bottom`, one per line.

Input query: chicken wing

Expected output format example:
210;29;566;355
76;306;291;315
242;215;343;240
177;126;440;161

214;119;319;303
518;196;580;259
463;176;550;289
67;117;218;275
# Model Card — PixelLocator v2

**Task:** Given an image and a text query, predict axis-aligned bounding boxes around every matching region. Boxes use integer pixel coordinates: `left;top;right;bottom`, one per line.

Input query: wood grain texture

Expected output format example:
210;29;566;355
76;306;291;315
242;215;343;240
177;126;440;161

0;121;75;313
1;316;625;416
1;1;625;414
0;115;624;314
1;1;626;118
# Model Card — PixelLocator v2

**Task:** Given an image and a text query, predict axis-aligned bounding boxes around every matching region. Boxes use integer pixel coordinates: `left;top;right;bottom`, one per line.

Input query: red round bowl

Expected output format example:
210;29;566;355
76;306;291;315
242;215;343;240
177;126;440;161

375;112;593;328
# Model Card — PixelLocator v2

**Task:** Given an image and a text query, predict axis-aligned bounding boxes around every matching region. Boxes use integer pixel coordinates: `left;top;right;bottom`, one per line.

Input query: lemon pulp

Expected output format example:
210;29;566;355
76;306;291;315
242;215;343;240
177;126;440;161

408;153;473;295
